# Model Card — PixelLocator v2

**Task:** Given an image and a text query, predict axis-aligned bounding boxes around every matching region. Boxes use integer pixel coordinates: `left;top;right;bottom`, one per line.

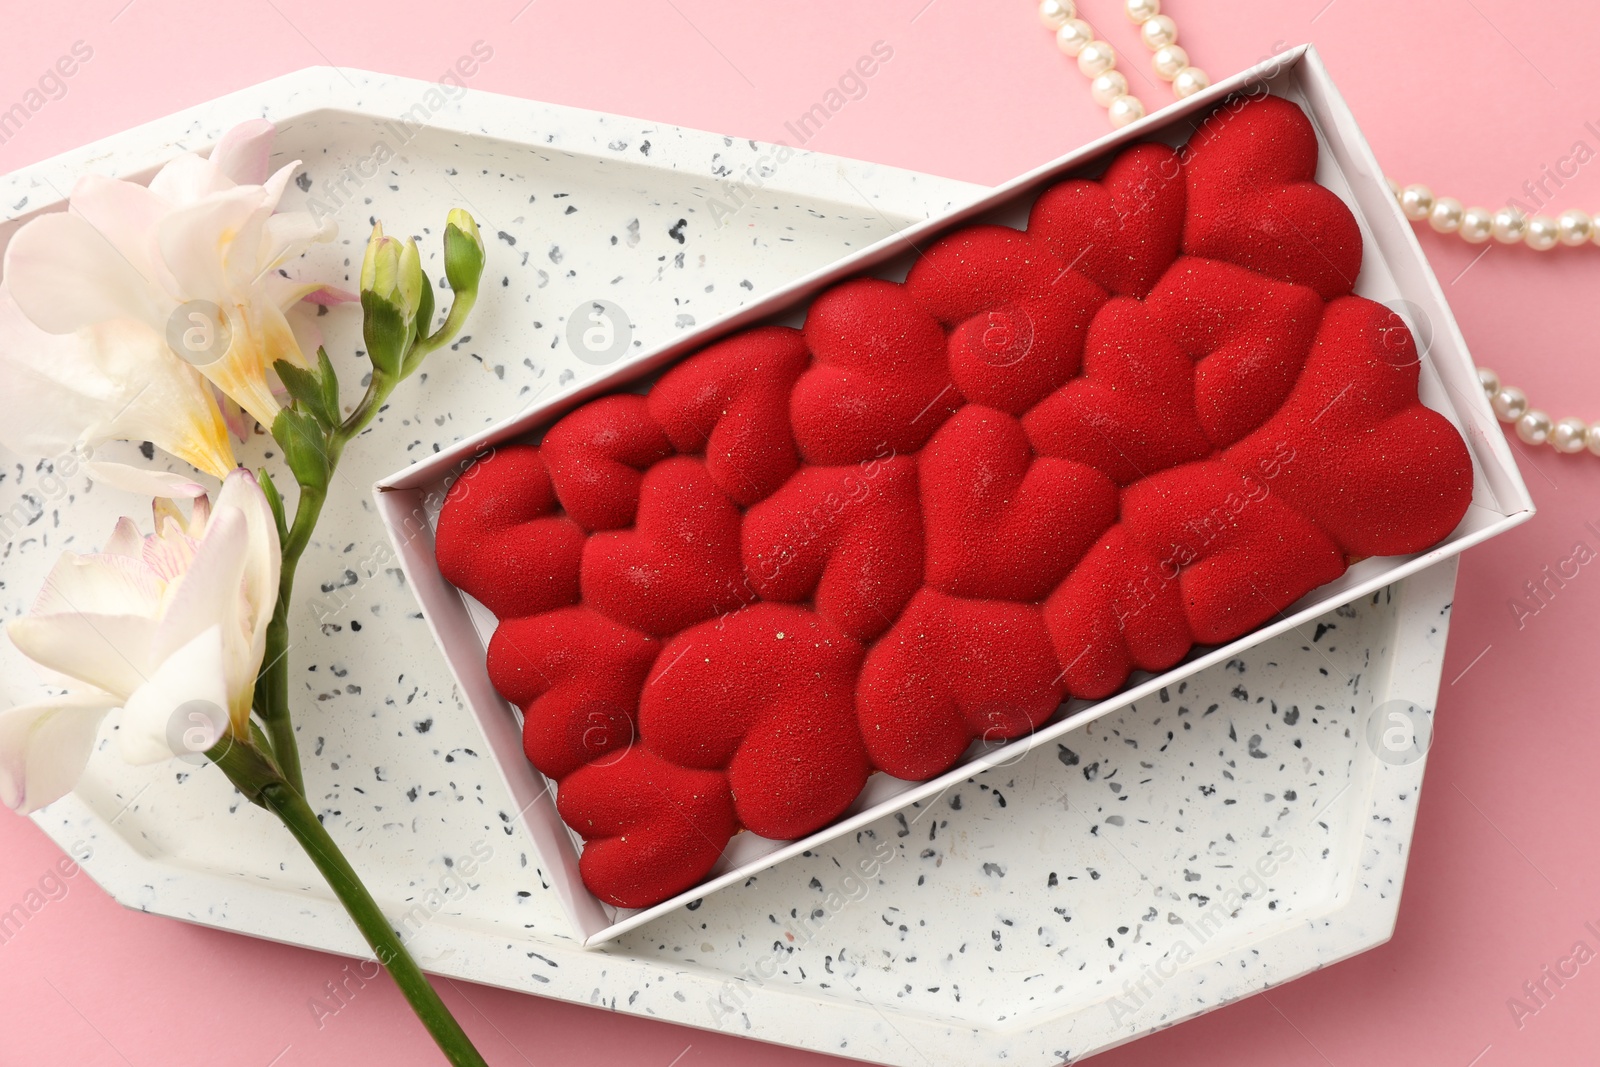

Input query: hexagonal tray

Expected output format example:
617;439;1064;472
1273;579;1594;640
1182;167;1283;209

2;68;1457;1066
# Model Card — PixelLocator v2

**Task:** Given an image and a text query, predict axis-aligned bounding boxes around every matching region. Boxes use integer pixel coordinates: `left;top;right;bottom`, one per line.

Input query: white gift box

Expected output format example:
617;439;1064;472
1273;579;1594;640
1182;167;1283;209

375;44;1533;947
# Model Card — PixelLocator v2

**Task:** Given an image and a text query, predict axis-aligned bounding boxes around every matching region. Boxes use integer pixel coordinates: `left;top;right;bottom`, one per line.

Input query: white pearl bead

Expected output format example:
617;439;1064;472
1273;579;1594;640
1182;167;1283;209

1152;44;1188;80
1587;424;1600;456
1552;417;1589;454
1525;215;1560;251
1172;67;1210;98
1108;94;1145;127
1478;367;1500;397
1056;19;1094;56
1125;0;1159;22
1429;197;1464;233
1492;386;1528;422
1040;0;1076;29
1516;409;1553;446
1460;207;1494;244
1492;207;1529;244
1078;40;1117;78
1141;14;1178;49
1558;209;1592;246
1090;70;1131;107
1399;184;1435;222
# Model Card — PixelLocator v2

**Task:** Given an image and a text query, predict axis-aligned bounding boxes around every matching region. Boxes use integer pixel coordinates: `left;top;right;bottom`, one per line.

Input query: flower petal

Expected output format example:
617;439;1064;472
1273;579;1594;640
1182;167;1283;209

213;470;282;713
103;516;144;557
119;626;231;765
84;320;236;477
282;301;327;367
68;174;169;289
155;184;266;307
0;692;118;813
303;285;358;306
259;208;336;275
210;119;276;187
31;549;164;619
81;460;210;499
0;291;114;458
7;612;158;700
147;152;233;205
4;211;163;334
0;290;235;478
149;505;251;692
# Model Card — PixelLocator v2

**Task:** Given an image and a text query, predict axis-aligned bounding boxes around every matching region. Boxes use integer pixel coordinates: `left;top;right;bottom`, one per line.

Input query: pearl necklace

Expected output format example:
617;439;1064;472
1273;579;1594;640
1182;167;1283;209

1035;0;1597;457
1038;0;1211;127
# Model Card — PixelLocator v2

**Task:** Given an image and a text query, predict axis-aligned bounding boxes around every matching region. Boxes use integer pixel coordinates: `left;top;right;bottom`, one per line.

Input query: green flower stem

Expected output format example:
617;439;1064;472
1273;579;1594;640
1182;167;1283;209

255;370;398;795
405;289;478;375
210;737;488;1067
255;268;480;829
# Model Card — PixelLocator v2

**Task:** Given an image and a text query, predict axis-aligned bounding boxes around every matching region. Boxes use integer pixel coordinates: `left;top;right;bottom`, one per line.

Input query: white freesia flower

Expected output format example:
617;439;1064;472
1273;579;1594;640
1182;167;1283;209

0;119;341;496
0;469;280;812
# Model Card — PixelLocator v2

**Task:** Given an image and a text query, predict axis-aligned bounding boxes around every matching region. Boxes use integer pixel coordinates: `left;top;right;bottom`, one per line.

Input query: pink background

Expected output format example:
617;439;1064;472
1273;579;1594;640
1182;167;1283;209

5;1;1600;1064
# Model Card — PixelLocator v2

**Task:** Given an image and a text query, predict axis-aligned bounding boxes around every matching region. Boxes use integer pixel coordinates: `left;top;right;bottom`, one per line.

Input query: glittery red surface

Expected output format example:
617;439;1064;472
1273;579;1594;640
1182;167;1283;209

434;96;1472;909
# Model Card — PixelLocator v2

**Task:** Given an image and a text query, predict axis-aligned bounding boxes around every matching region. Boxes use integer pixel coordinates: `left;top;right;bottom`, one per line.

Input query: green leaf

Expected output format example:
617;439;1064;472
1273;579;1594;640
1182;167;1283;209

257;467;289;543
271;407;331;492
273;358;337;430
316;347;341;424
361;289;410;379
414;270;435;342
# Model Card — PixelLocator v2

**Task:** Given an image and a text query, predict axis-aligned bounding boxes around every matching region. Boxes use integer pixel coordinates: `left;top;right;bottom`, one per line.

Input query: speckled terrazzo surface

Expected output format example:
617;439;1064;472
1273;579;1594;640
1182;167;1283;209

0;69;1457;1067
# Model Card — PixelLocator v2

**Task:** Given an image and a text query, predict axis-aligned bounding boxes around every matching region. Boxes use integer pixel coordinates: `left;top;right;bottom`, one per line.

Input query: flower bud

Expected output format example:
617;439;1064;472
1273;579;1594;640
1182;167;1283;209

360;225;425;326
360;223;427;377
359;222;387;292
443;209;485;295
396;239;424;324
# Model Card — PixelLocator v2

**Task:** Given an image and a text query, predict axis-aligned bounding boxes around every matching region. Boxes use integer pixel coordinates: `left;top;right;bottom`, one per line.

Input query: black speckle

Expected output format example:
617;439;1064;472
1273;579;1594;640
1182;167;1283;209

668;218;688;244
1057;745;1079;767
1313;622;1334;642
1047;872;1058;887
414;719;433;734
639;140;652;156
1247;734;1268;759
295;172;312;192
982;862;1005;878
686;898;702;911
139;441;155;460
1283;705;1301;726
350;620;362;631
497;230;517;246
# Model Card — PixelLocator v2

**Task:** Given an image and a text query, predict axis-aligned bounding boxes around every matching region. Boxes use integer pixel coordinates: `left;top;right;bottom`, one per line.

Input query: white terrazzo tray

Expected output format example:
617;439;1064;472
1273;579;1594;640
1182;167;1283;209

0;64;1483;1065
